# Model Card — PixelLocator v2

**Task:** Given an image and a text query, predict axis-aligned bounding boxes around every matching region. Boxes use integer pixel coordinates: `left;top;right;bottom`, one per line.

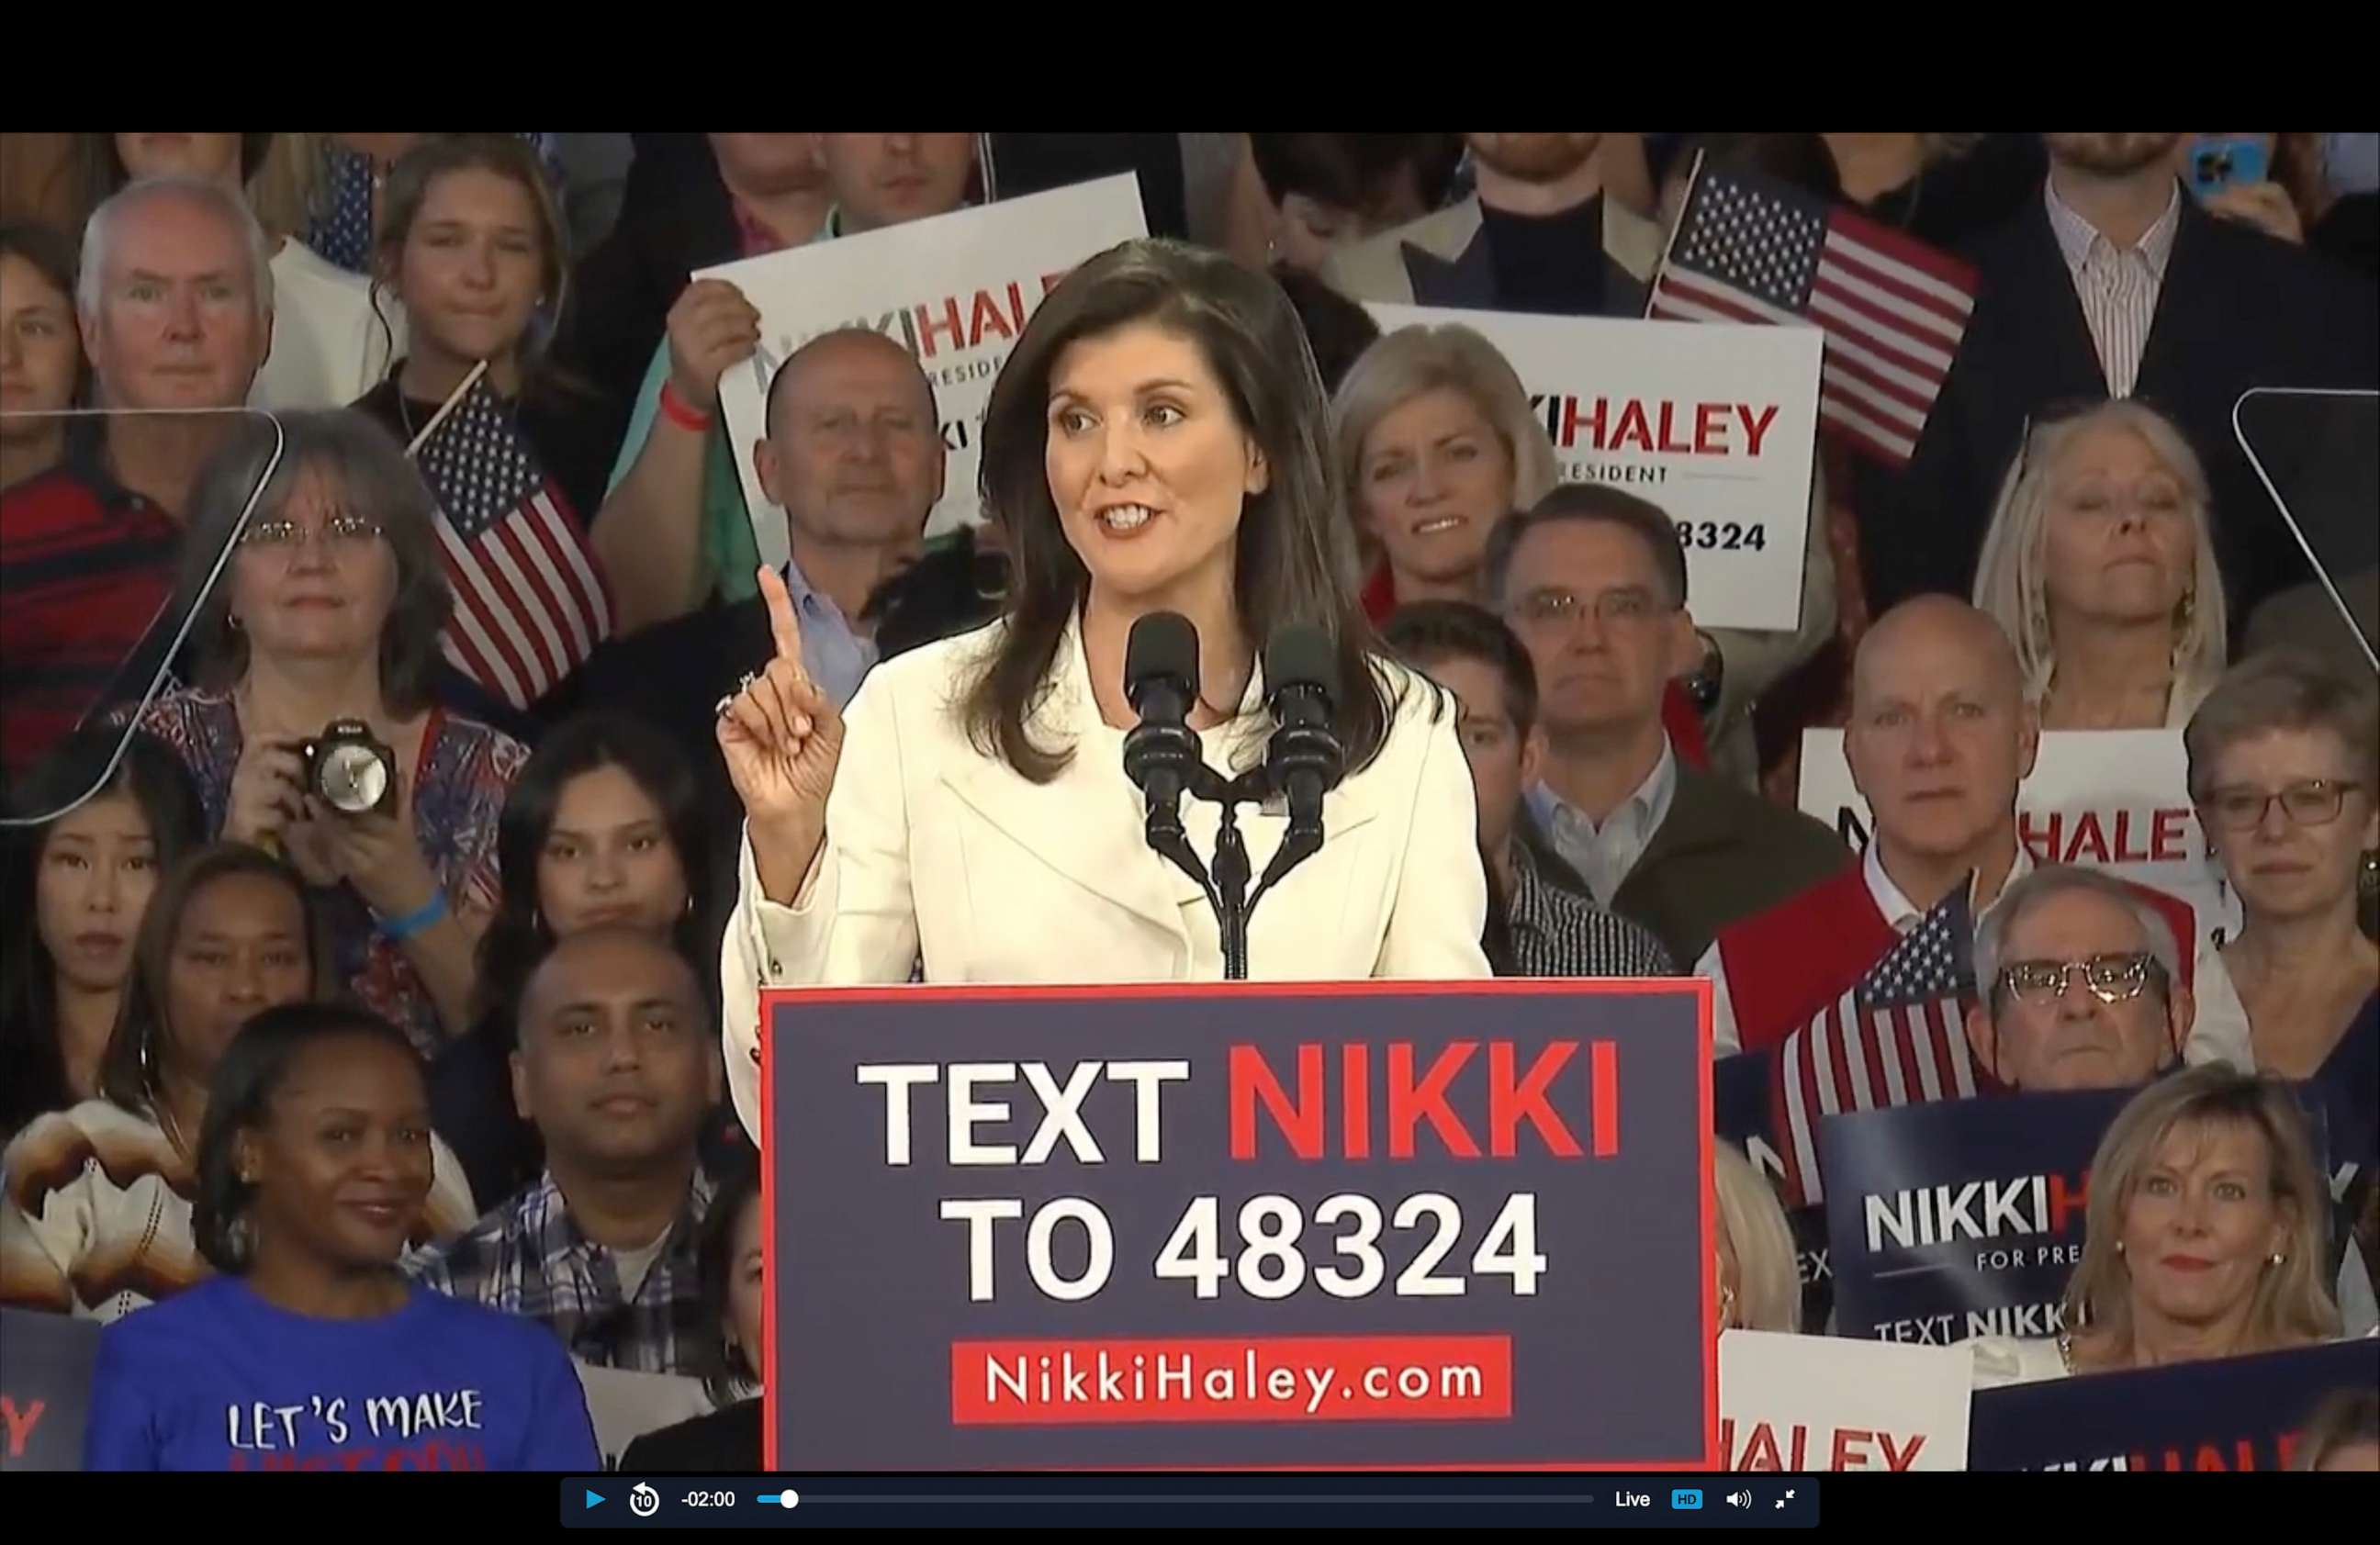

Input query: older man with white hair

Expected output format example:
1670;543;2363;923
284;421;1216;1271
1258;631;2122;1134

0;176;272;776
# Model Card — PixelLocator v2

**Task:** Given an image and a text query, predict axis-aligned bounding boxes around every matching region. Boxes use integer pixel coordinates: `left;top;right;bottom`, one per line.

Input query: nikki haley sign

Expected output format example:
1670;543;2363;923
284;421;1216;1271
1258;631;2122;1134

760;981;1715;1470
1364;304;1822;632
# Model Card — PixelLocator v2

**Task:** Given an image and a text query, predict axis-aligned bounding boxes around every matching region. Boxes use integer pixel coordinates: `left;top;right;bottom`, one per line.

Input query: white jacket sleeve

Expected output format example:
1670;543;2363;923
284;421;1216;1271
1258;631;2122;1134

1375;707;1492;980
721;674;920;1142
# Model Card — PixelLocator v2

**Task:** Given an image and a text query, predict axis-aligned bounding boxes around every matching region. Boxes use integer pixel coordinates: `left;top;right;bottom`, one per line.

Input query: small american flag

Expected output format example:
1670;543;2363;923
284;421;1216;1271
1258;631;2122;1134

413;377;612;710
1649;163;1978;467
1775;883;1986;1206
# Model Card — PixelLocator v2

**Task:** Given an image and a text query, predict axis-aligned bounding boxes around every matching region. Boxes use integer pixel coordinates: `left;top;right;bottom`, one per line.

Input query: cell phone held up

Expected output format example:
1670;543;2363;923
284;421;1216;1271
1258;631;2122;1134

2187;136;2269;200
298;720;397;817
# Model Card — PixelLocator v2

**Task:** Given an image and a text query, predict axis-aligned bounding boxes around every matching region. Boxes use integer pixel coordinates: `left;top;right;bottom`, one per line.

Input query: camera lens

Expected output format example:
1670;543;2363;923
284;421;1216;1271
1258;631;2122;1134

317;743;391;814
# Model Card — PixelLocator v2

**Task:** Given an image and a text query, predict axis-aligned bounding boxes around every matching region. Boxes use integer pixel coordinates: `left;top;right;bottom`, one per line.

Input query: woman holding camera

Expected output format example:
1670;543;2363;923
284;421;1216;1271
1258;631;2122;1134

126;410;527;1055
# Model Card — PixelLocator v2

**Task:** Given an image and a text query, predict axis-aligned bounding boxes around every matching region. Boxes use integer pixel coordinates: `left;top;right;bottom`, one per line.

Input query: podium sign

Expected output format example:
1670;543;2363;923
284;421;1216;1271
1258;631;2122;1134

762;980;1715;1470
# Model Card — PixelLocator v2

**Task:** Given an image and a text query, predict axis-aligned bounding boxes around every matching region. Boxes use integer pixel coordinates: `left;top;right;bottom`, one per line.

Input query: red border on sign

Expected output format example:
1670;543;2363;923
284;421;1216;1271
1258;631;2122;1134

758;976;1719;1472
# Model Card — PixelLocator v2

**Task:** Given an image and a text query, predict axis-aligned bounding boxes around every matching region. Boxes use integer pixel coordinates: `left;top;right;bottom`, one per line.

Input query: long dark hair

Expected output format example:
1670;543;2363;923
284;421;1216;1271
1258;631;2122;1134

965;237;1398;782
692;1159;764;1405
370;133;579;400
0;727;204;1136
173;409;455;717
476;711;713;1024
95;843;333;1118
191;1002;422;1274
0;220;88;410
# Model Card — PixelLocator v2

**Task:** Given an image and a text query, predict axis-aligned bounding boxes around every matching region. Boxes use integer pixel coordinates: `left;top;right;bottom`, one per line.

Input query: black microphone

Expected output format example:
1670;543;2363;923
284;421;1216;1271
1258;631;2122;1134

1122;612;1202;845
1252;626;1347;904
1263;625;1347;827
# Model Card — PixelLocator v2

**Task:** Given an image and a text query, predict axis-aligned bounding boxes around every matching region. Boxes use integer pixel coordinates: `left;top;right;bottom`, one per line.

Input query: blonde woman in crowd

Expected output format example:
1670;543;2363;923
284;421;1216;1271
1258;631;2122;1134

1971;399;2228;730
1714;1140;1801;1336
1970;1066;2340;1385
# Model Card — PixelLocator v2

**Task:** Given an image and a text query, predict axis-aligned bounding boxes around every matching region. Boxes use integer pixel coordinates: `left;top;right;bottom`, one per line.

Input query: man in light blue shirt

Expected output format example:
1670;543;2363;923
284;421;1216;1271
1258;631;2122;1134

748;328;947;707
583;328;946;881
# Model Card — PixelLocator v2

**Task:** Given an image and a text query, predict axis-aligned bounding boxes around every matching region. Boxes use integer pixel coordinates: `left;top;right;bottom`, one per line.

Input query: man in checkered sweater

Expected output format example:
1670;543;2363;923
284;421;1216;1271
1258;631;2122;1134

1383;601;1674;979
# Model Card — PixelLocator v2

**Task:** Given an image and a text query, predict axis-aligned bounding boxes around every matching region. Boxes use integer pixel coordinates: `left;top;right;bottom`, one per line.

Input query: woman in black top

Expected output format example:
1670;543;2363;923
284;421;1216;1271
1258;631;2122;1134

0;726;203;1139
620;1162;764;1471
350;134;616;736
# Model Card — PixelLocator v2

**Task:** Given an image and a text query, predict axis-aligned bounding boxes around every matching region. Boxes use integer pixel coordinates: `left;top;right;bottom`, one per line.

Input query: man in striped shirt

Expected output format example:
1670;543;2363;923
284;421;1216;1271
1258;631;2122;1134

1885;133;2377;617
0;177;268;778
1382;599;1674;979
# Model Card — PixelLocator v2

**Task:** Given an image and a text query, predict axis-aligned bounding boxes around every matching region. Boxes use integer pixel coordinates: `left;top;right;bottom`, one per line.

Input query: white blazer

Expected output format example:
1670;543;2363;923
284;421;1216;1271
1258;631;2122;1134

720;617;1491;1138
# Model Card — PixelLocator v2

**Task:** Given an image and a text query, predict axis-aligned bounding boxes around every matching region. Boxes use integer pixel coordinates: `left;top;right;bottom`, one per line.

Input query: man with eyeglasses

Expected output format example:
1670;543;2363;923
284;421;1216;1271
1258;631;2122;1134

1702;594;2246;1069
1967;865;2191;1091
1484;483;1848;968
0;176;272;778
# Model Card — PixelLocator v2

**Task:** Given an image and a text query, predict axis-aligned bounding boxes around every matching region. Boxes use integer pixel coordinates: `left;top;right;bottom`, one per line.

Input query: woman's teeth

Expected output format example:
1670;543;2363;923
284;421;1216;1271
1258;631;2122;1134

1100;505;1154;532
1415;517;1465;535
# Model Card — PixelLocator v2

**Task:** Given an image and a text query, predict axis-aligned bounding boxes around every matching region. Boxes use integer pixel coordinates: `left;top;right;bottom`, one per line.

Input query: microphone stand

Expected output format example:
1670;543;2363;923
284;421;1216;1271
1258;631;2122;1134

1196;767;1266;981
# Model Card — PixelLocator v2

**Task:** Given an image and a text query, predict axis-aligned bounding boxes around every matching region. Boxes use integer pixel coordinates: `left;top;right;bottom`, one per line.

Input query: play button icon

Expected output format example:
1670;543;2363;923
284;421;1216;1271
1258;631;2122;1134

585;1491;606;1509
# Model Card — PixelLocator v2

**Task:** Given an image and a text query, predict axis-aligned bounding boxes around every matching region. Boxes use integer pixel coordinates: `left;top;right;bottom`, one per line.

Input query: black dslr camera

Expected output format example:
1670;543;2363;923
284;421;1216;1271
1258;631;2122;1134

298;720;397;816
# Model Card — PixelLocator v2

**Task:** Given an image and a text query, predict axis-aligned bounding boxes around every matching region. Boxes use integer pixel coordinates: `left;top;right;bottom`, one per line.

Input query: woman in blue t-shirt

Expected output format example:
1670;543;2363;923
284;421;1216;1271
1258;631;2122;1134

83;1002;599;1472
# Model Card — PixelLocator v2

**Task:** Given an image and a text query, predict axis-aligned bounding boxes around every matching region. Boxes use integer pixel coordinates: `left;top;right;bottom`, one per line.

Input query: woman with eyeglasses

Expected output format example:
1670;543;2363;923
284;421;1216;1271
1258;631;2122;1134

123;410;527;1055
2184;652;2378;1202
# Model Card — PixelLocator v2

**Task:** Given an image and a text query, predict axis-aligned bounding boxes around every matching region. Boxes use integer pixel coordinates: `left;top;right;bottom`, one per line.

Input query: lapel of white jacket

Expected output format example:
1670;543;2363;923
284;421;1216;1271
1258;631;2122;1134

937;615;1208;942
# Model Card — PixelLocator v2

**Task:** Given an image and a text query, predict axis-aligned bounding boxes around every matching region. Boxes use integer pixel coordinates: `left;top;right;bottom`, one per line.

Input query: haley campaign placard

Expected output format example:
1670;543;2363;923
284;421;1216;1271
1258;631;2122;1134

0;1308;98;1471
1798;728;2243;946
762;980;1714;1470
1823;1088;2130;1346
1718;1329;1969;1471
1827;1085;2334;1348
1969;1338;2378;1471
700;175;1148;564
1364;304;1821;632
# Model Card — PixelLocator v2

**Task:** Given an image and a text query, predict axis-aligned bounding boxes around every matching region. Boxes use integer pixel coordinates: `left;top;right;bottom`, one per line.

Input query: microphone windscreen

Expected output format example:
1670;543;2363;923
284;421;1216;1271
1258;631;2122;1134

1263;625;1339;707
1125;611;1200;711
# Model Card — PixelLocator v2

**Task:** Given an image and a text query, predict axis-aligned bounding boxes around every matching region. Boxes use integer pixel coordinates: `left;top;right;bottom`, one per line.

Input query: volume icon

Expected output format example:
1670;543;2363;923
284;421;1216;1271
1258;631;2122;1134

1726;1491;1754;1510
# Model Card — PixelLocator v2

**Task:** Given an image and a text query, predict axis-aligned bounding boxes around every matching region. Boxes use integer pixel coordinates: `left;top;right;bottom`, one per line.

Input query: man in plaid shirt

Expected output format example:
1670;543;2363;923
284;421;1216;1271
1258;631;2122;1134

410;930;722;1373
1383;601;1675;979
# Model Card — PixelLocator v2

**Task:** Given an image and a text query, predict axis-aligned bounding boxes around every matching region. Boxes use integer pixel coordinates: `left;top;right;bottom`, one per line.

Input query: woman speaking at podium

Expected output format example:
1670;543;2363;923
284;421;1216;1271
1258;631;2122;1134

713;238;1488;1138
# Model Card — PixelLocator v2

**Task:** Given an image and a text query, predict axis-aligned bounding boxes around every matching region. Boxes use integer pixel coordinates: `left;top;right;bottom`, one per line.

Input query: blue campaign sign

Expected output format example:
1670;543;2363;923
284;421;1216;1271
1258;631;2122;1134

1821;1088;2129;1346
0;1308;100;1472
762;980;1715;1471
1823;1083;2335;1346
1970;1338;2380;1471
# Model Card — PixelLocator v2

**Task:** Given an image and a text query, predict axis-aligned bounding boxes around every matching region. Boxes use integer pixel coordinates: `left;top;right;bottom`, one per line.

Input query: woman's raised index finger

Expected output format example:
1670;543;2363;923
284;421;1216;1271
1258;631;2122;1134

757;564;804;666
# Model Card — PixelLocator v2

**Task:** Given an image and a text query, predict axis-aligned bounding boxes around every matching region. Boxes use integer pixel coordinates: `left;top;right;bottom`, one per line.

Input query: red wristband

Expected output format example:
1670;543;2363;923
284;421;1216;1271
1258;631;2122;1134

658;379;714;432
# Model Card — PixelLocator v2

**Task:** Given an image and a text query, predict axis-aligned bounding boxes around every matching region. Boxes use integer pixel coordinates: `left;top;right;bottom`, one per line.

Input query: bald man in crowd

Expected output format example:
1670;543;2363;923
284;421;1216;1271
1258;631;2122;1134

1701;596;2248;1069
585;327;944;872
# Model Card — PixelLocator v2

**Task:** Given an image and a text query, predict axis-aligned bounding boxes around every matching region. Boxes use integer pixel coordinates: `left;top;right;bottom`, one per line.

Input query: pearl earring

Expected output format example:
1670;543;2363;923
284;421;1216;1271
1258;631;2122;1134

2269;1252;2285;1269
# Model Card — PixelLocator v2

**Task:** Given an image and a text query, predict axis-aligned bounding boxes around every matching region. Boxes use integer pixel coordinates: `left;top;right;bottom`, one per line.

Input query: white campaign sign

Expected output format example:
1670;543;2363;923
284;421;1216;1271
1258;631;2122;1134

1365;304;1822;631
1797;728;2244;945
1719;1328;1970;1472
572;1360;718;1467
700;176;1149;565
